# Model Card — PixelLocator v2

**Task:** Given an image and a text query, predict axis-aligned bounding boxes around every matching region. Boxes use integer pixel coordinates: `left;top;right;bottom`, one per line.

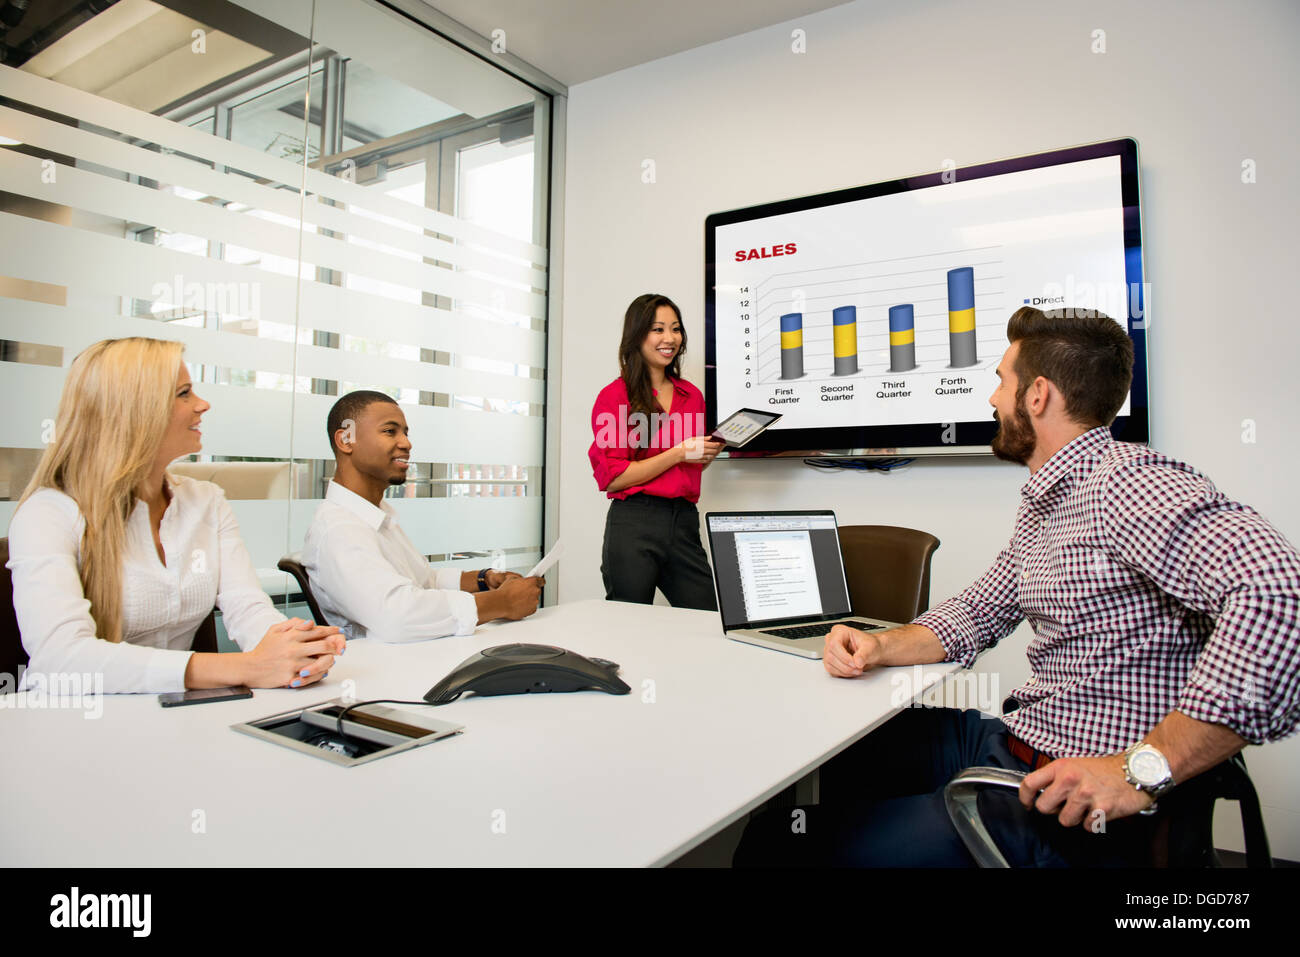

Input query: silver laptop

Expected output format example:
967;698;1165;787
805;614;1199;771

705;510;904;659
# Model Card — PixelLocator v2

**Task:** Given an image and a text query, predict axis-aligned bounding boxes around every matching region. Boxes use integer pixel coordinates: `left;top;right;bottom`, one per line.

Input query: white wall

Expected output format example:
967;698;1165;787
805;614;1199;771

556;0;1300;858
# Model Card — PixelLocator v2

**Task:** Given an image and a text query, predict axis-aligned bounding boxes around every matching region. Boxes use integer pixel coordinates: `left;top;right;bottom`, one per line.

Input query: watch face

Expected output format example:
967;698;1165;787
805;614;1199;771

1131;749;1168;785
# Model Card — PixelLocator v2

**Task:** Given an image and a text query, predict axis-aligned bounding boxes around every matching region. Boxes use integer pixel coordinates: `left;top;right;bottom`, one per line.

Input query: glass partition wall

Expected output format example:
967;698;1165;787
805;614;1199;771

0;0;551;641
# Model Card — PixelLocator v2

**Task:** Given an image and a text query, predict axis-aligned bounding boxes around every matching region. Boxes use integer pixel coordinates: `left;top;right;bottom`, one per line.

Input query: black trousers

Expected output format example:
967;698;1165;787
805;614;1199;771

600;494;718;611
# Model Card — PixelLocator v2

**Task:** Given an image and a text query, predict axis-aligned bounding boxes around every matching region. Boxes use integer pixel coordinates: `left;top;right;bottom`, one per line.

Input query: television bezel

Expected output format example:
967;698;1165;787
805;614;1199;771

702;137;1149;457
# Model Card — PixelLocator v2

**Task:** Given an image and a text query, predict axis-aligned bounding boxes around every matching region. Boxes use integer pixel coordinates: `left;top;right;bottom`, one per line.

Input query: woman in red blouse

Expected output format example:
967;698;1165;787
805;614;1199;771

588;294;725;610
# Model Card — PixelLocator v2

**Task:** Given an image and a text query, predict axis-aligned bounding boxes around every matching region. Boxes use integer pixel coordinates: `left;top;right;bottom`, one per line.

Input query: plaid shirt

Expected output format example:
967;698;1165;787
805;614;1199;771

914;427;1300;757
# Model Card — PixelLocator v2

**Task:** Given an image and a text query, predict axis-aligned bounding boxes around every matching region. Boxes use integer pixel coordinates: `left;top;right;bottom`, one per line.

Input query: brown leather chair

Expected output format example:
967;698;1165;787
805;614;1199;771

2;536;217;672
276;554;328;626
838;525;941;623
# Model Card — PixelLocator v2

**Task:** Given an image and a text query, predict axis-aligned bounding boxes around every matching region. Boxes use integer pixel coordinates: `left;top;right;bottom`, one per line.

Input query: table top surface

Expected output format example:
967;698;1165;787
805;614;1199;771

0;599;957;867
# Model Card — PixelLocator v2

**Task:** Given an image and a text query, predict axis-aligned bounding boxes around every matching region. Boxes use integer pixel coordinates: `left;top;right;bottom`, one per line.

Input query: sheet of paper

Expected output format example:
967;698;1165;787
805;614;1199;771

734;531;822;621
527;540;564;578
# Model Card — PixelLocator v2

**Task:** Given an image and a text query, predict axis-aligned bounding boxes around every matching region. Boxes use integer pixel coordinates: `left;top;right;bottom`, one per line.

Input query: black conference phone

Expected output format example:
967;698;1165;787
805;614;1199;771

424;643;631;704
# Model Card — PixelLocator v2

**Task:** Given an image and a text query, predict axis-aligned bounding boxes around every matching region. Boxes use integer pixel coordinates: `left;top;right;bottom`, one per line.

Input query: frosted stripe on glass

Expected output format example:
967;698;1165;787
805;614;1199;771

300;279;546;368
282;391;544;463
0;150;545;318
0;65;545;264
287;340;544;406
0;300;544;406
0;214;545;367
0;105;546;291
390;496;544;555
0;301;284;373
0;362;59;449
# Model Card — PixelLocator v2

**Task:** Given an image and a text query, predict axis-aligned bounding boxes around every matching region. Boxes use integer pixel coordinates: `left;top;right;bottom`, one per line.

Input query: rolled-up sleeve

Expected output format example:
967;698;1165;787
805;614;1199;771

589;385;631;492
6;493;193;693
432;567;465;592
1103;463;1300;744
913;541;1024;667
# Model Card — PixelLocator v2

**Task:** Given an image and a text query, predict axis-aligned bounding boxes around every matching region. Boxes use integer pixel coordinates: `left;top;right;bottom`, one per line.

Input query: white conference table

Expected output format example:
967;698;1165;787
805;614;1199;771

0;599;958;867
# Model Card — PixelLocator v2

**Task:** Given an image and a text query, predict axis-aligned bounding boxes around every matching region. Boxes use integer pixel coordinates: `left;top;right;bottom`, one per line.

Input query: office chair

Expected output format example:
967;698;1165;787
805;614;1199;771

2;536;219;672
838;525;941;622
944;754;1272;868
1;537;27;681
276;554;328;626
191;609;219;654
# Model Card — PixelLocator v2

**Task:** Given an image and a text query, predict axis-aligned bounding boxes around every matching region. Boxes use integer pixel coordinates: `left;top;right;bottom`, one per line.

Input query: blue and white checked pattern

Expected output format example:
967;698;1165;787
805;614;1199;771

914;427;1300;756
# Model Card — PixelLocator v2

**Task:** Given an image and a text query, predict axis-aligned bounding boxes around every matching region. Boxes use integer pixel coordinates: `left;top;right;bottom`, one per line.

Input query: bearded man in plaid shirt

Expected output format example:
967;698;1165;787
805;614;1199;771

736;306;1300;867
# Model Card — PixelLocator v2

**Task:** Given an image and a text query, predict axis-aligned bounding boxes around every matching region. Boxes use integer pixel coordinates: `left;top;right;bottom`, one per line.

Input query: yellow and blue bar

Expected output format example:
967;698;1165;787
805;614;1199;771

832;306;858;376
888;304;917;373
947;267;977;368
780;312;804;379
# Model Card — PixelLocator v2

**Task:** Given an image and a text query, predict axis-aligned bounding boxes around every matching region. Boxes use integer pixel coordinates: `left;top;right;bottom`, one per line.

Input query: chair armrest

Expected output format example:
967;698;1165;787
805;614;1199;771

943;766;1027;868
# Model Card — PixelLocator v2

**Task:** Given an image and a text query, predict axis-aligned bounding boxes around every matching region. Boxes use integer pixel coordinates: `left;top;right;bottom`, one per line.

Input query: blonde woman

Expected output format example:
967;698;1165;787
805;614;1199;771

5;337;344;693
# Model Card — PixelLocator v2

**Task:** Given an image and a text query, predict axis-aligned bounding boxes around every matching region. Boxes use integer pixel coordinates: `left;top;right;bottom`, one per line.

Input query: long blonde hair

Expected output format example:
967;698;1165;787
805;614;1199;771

18;338;185;643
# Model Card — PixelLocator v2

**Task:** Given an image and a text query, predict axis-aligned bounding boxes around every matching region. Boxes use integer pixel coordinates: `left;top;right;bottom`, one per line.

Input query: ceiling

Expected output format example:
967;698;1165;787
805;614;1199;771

20;0;272;113
5;0;310;114
419;0;855;87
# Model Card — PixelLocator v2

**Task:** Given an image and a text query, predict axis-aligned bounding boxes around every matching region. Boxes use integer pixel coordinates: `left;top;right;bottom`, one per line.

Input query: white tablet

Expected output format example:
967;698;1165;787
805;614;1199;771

711;408;782;448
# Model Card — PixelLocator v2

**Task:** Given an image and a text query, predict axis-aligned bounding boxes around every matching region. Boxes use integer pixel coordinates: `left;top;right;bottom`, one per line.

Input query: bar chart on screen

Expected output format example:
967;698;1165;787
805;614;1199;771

753;252;1006;387
711;153;1131;434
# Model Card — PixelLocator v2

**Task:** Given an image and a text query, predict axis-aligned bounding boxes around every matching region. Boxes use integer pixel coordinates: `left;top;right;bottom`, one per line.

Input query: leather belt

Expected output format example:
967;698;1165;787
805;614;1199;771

1006;733;1055;771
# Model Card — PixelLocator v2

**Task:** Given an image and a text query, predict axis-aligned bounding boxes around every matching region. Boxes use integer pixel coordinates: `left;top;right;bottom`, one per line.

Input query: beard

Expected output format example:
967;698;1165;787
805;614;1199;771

990;397;1036;465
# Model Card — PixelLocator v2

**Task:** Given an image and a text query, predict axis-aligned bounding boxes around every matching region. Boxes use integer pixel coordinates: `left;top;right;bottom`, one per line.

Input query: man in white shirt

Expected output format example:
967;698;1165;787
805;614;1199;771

303;391;543;642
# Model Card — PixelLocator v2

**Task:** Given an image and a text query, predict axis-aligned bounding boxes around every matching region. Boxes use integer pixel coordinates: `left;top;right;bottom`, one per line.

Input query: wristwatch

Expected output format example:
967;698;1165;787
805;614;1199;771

476;568;491;592
1122;742;1176;815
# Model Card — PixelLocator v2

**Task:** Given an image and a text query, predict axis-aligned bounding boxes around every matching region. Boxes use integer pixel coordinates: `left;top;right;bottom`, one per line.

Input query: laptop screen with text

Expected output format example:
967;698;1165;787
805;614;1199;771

707;512;852;629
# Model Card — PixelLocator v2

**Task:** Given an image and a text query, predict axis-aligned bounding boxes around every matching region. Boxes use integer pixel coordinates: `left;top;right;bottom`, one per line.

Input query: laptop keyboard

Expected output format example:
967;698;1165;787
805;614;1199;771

759;620;884;640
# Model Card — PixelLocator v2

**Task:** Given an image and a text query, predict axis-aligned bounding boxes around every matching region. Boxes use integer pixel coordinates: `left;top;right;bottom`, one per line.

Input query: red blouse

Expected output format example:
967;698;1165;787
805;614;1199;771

588;376;709;502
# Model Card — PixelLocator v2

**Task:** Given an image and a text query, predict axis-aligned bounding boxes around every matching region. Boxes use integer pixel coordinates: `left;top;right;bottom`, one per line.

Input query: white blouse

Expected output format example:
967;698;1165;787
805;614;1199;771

6;475;284;693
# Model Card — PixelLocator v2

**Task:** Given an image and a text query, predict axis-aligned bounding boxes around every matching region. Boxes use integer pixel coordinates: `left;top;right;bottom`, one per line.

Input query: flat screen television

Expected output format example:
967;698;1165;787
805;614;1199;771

704;138;1149;457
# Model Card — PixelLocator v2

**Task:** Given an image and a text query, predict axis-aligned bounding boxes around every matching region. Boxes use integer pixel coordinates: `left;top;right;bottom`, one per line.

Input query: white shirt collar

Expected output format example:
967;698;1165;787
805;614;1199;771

325;479;393;531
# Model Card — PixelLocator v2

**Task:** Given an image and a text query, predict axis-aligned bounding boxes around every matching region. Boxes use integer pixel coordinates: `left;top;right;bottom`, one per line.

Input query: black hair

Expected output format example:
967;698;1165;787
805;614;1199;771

326;390;398;456
618;293;684;424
